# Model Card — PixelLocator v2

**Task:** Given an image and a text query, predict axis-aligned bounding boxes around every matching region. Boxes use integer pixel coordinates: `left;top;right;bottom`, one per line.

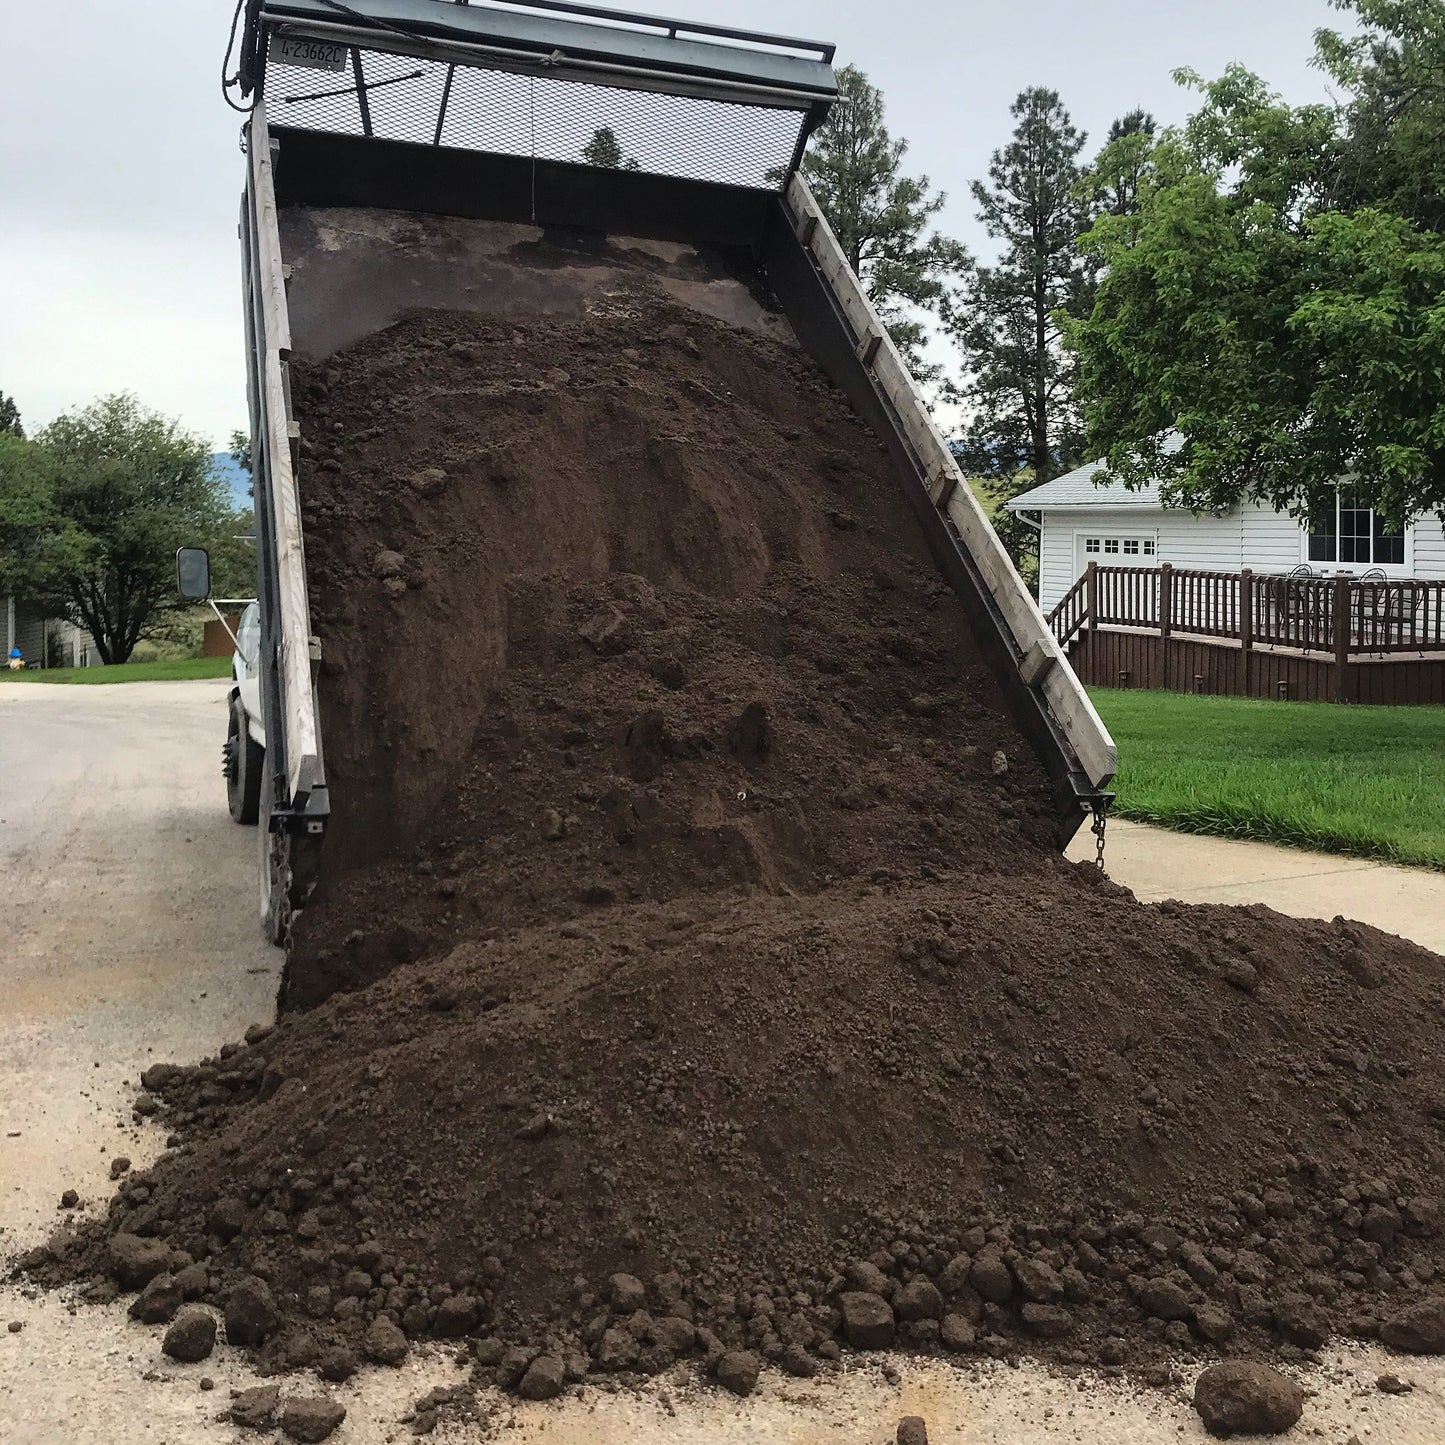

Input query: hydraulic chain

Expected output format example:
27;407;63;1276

1090;799;1109;873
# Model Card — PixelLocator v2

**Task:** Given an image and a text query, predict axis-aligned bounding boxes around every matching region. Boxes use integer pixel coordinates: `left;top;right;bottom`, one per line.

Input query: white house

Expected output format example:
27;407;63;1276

1005;459;1445;616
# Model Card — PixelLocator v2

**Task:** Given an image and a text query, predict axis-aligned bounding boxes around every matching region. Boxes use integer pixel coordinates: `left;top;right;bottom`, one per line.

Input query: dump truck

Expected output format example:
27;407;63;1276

224;0;1115;944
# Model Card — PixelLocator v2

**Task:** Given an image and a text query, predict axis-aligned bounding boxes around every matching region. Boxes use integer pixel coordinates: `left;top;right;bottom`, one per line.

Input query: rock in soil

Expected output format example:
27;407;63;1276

897;1418;929;1445
162;1306;217;1362
281;1395;347;1442
1192;1362;1305;1437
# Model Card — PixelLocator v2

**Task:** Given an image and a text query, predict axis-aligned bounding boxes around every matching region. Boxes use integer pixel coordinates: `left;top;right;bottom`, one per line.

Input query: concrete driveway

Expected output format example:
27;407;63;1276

1066;818;1445;956
2;679;1442;1444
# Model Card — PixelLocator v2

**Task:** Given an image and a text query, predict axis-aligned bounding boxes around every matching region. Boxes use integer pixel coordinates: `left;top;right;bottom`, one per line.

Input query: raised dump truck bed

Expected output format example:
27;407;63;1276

236;0;1114;941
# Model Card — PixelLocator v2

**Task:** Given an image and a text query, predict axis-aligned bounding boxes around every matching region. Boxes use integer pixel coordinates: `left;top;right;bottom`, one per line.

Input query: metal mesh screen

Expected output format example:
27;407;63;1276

265;41;806;189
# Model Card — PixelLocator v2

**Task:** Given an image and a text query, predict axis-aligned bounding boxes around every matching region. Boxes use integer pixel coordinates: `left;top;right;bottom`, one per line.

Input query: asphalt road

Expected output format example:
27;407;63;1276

1;679;1441;1444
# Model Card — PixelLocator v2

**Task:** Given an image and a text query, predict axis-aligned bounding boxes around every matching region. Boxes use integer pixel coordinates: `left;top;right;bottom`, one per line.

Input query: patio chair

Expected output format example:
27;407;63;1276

1271;563;1321;641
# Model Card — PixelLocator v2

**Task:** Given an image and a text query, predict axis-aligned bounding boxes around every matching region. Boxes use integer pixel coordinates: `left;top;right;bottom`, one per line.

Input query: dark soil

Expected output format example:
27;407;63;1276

25;279;1445;1396
281;286;1053;1008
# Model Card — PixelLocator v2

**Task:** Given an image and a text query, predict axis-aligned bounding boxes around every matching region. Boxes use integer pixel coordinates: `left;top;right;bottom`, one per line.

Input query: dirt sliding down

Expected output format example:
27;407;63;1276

280;286;1058;1009
28;287;1445;1400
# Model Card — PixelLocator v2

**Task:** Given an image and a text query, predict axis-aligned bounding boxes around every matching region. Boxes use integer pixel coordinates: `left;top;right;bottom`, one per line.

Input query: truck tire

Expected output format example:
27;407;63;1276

258;750;289;947
226;694;263;825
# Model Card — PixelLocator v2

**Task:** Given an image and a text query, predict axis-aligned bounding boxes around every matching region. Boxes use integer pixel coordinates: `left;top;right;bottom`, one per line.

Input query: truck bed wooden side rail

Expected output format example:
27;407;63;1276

244;103;326;819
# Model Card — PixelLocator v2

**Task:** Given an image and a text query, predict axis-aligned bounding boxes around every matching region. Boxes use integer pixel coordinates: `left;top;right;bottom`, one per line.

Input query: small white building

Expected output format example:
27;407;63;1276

4;596;101;669
1005;459;1445;615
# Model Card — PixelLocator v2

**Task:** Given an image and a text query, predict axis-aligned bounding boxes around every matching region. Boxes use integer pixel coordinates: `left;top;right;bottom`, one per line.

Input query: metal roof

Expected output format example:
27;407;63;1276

1004;434;1182;511
1003;460;1162;511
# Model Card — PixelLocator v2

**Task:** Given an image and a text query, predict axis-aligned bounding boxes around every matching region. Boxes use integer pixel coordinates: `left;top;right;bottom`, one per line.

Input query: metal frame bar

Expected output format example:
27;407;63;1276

351;45;374;136
467;0;835;59
433;59;455;144
265;16;829;111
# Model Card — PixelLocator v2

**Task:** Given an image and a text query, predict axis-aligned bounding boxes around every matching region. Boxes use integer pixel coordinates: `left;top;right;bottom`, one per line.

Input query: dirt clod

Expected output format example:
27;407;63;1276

1192;1362;1304;1437
841;1293;895;1350
1379;1296;1445;1353
364;1316;409;1366
897;1418;929;1445
163;1306;217;1362
281;1395;347;1442
229;1384;280;1430
715;1350;761;1397
518;1354;566;1400
107;1234;170;1290
128;1271;183;1325
225;1276;279;1346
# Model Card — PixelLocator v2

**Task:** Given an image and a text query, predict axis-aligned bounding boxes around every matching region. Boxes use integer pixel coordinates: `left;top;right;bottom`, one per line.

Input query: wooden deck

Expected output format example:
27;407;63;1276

1049;564;1445;704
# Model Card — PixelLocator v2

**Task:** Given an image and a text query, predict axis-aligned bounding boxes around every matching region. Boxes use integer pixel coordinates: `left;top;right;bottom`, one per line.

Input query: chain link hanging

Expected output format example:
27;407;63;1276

1090;801;1109;873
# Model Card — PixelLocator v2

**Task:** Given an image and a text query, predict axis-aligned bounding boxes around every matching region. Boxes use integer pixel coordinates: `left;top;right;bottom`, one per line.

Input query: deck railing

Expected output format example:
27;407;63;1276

1046;563;1445;658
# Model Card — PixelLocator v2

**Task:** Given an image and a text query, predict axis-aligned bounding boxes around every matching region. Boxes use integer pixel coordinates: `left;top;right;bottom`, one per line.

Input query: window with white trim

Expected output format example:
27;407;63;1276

1308;492;1405;566
1083;536;1155;557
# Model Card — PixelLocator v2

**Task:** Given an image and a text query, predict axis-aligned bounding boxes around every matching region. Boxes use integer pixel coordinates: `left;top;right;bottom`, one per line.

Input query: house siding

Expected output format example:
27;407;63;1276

1034;505;1445;614
1415;514;1445;577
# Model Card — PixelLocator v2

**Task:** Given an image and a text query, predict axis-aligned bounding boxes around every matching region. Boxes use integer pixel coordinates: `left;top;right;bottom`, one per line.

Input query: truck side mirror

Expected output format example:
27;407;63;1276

177;547;213;601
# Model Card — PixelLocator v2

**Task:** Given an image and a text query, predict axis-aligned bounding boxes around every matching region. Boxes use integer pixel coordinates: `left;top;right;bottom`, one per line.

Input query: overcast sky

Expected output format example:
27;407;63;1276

0;0;1351;448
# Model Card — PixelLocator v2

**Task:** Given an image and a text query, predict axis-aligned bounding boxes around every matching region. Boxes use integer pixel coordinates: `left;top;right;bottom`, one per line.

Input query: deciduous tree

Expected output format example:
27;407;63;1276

1090;109;1157;219
28;395;232;664
1069;0;1445;524
0;432;66;602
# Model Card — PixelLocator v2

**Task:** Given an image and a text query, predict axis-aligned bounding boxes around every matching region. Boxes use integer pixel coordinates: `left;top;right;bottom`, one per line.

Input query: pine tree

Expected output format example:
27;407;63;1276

582;126;622;168
581;126;638;170
0;390;22;439
802;67;966;377
946;88;1094;486
1092;109;1157;218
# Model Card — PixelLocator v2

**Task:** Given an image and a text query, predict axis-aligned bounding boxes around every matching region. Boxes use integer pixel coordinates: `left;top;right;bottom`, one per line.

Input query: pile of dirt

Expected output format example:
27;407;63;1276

25;283;1445;1396
280;287;1054;1007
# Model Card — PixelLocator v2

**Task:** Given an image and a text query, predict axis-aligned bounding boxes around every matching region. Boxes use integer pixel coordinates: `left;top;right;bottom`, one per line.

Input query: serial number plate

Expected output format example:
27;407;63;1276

273;35;348;71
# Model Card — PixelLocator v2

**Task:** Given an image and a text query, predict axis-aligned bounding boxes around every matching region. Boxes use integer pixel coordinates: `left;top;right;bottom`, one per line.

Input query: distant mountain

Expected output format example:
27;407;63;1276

211;452;253;511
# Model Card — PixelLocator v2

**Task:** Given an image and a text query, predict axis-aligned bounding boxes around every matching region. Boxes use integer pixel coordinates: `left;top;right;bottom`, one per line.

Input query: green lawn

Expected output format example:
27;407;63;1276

1091;688;1445;870
0;656;231;685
